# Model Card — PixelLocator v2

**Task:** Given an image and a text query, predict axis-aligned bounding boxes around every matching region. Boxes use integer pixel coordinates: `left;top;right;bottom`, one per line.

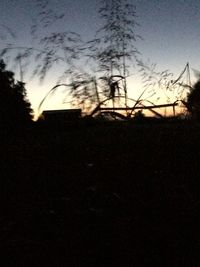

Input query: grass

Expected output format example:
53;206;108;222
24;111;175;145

1;120;200;266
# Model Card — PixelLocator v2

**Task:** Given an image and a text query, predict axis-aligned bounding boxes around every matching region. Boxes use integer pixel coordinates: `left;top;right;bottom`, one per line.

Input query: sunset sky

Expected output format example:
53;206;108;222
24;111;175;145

1;0;200;117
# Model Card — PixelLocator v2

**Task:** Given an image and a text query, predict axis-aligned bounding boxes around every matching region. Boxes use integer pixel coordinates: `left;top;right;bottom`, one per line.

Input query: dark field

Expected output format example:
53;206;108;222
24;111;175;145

1;120;200;266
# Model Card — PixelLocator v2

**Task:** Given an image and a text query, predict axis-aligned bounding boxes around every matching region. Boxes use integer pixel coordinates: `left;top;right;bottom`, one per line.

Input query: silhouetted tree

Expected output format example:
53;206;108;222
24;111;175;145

0;60;33;129
186;79;200;119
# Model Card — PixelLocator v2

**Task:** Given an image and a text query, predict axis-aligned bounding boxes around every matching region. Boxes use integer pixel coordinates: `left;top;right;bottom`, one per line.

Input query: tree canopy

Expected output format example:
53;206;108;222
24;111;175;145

186;79;200;119
0;60;33;128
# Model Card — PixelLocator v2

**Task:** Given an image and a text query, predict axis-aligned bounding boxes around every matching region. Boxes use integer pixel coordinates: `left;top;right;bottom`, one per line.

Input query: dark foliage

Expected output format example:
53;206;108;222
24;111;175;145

0;60;33;129
1;121;200;266
187;79;200;119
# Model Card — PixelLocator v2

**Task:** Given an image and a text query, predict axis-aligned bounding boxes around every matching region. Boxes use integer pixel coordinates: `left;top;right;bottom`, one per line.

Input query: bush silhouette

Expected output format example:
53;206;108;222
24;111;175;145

187;79;200;119
0;60;33;129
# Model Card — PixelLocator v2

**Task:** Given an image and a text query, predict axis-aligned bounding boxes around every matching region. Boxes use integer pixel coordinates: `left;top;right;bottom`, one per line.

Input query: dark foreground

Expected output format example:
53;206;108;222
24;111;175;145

1;121;200;266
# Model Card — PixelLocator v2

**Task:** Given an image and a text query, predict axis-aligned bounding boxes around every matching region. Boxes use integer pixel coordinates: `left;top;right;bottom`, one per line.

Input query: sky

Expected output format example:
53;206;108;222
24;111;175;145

1;0;200;117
